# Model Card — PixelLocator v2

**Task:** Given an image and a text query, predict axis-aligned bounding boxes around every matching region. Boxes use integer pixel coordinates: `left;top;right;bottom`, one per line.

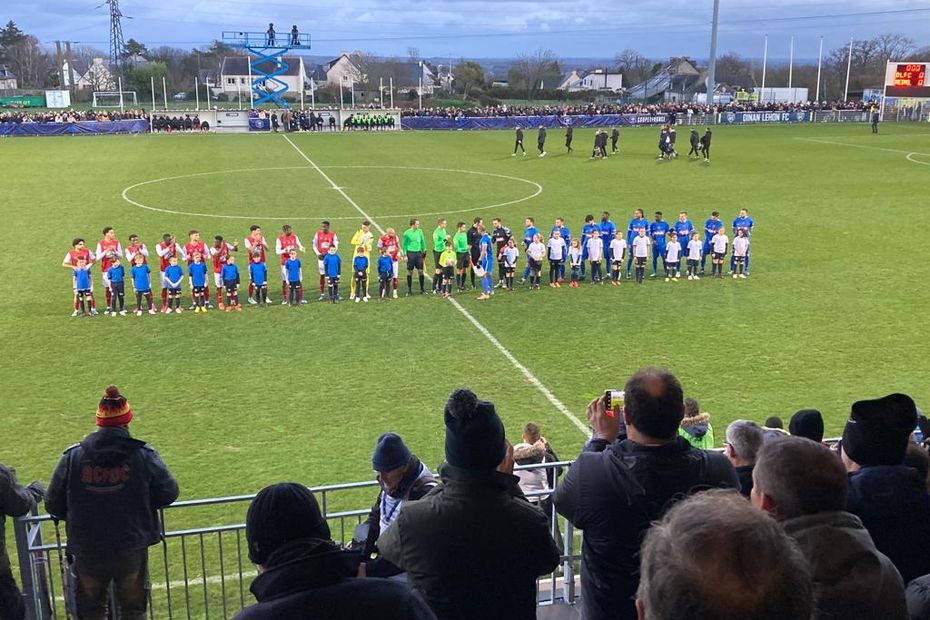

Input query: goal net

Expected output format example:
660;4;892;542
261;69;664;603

92;91;138;108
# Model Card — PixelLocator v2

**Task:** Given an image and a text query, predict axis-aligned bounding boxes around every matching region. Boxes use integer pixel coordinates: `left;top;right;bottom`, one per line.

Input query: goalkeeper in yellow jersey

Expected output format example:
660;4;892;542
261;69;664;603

349;220;374;300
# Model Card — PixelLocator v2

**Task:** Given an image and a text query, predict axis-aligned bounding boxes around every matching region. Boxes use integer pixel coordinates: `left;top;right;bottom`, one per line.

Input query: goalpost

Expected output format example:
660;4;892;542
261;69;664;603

92;91;139;109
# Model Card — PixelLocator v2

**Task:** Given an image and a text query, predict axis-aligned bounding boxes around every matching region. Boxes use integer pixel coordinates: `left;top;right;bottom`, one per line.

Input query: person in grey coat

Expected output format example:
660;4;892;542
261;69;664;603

753;436;907;620
0;463;44;620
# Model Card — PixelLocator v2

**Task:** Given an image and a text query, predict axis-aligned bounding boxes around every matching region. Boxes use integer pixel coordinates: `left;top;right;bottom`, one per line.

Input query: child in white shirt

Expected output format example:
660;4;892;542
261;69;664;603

609;231;627;285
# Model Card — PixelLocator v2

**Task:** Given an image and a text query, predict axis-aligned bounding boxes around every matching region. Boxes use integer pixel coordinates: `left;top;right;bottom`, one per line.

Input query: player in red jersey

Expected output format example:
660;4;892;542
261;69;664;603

275;224;306;303
155;233;182;312
244;225;269;304
95;226;123;314
182;229;213;308
125;234;149;265
377;227;403;299
312;221;338;301
209;235;238;309
62;238;96;313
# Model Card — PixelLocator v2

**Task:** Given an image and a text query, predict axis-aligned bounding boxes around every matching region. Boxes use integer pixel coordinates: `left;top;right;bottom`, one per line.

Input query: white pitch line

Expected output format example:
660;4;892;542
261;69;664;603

795;137;930;158
282;135;589;436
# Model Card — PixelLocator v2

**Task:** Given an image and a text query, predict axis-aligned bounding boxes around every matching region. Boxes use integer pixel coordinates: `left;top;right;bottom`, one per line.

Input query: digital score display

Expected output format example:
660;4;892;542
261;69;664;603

895;64;926;87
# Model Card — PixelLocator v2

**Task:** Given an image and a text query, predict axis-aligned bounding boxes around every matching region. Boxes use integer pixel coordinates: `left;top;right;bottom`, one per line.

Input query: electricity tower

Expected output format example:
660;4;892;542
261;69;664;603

106;0;127;80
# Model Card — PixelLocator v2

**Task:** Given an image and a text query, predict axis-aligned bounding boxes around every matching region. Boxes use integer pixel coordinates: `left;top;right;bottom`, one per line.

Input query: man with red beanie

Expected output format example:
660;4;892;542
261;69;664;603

46;385;178;620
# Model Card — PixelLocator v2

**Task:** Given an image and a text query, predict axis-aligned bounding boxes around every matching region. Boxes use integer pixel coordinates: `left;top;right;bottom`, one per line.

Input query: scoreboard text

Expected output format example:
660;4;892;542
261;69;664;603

895;64;926;87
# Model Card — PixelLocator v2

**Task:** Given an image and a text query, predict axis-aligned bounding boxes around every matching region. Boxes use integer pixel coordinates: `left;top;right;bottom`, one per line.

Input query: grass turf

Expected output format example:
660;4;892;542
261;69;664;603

3;121;929;530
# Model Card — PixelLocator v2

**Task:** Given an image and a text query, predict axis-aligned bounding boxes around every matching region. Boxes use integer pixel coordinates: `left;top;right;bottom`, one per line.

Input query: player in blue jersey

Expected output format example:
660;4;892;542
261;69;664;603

249;254;269;306
188;252;209;313
649;211;670;277
550;218;570;282
518;217;539;284
284;249;304;305
599;212;616;272
130;253;156;315
626;209;649;278
72;258;96;317
674;212;694;250
323;245;341;303
700;211;723;275
730;208;755;276
106;257;126;315
352;246;369;303
164;256;185;314
477;224;495;298
222;255;242;311
579;214;597;281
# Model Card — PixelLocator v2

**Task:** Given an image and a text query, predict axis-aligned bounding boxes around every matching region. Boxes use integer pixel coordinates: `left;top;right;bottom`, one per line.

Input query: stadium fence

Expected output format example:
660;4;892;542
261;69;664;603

13;460;579;619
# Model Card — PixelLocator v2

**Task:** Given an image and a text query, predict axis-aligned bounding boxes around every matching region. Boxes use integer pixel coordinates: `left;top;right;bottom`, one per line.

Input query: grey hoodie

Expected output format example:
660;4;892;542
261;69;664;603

783;510;907;620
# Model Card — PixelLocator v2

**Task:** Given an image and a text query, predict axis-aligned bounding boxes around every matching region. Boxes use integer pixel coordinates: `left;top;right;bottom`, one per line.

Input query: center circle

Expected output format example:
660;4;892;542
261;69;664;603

121;165;543;221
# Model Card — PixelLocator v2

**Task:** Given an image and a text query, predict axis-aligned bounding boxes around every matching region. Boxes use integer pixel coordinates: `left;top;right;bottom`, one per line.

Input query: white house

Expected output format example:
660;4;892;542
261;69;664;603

319;53;363;87
394;61;438;95
75;57;116;91
0;65;16;90
556;70;584;92
220;56;307;99
578;69;623;92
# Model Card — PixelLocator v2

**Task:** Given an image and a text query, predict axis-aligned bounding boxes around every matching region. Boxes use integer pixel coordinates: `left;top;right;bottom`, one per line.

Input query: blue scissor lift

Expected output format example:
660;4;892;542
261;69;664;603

222;30;311;108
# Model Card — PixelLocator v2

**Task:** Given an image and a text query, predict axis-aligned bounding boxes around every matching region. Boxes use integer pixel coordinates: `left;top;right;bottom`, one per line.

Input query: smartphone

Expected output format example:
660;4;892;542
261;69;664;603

604;390;624;418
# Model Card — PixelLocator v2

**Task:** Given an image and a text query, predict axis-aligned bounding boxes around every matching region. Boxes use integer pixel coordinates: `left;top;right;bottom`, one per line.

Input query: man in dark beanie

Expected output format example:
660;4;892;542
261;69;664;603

553;367;739;620
841;393;930;583
235;482;436;620
1;461;45;620
358;433;436;578
789;409;825;443
378;388;559;620
45;385;178;620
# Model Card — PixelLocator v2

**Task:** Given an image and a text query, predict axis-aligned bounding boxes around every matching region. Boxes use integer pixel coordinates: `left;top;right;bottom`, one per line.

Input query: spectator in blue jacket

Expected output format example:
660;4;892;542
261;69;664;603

45;385;178;620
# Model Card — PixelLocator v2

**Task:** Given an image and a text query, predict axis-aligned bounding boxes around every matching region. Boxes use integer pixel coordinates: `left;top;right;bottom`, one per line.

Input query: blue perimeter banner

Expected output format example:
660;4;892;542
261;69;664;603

0;119;150;137
401;114;672;131
717;111;809;124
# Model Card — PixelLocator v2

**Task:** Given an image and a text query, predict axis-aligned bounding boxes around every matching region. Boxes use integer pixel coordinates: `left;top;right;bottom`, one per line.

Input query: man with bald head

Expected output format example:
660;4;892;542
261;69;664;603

553;367;738;620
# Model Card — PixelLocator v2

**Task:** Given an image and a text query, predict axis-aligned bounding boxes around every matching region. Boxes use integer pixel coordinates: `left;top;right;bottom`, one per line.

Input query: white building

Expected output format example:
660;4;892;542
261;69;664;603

0;65;16;90
578;69;623;92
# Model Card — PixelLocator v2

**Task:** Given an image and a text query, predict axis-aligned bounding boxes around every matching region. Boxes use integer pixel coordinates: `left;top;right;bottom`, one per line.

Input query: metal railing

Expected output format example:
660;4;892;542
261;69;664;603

14;461;579;619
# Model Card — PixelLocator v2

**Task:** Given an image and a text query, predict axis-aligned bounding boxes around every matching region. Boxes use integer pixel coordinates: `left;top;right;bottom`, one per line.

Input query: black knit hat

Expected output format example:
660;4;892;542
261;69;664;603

444;388;505;471
842;394;917;467
246;482;330;565
372;433;412;473
789;409;824;443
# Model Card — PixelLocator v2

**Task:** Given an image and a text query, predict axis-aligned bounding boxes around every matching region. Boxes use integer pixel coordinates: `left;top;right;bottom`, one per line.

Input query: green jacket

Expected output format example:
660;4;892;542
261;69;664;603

432;227;448;252
402;228;427;253
452;231;469;253
678;413;715;450
439;249;457;268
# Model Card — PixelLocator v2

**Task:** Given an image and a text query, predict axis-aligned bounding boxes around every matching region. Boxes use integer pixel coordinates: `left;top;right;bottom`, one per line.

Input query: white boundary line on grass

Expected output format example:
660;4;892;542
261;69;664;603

794;137;930;165
282;134;590;436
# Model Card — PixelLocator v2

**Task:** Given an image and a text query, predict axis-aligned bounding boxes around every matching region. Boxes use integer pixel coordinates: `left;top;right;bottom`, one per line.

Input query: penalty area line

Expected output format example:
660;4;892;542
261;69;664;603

282;135;590;436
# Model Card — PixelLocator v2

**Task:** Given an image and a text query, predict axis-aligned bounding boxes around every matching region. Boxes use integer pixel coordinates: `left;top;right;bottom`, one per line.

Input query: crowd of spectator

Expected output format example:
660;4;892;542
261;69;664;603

0;109;149;124
400;100;870;118
3;373;930;620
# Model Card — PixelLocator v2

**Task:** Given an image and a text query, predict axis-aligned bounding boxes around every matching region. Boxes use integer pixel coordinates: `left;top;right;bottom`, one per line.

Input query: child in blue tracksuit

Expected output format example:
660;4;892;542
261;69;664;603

377;248;393;300
352;246;369;303
188;253;209;312
323;246;341;303
284;249;303;305
130;254;155;315
164;256;185;313
222;255;242;310
249;254;269;305
106;258;126;315
72;258;96;316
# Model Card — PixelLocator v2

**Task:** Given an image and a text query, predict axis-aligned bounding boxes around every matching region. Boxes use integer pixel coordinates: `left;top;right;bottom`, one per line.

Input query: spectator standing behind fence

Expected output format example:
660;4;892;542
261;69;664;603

552;368;739;620
234;482;436;620
636;489;814;620
357;433;436;579
45;385;179;620
723;419;763;497
751;436;907;620
378;388;559;620
840;393;930;584
789;408;825;443
677;397;714;449
0;462;45;620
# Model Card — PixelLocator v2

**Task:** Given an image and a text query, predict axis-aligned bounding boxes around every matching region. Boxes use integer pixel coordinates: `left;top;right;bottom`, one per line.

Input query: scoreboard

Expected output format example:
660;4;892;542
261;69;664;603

886;62;930;97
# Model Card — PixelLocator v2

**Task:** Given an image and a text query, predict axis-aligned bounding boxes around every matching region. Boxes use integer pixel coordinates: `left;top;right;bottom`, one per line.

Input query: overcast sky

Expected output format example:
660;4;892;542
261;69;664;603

8;0;929;62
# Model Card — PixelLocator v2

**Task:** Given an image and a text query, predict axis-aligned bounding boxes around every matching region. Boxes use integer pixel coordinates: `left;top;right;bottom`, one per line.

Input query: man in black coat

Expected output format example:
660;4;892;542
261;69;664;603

1;463;44;620
379;389;560;620
841;393;930;584
537;125;547;157
512;126;525;156
46;385;179;620
235;482;436;620
553;367;739;620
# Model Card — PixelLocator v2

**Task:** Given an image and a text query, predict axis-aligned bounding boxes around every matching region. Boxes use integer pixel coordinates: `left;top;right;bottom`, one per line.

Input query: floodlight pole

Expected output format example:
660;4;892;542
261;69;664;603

118;76;124;112
788;36;794;91
760;35;768;104
247;54;253;110
815;36;823;102
390;77;394;108
195;76;200;110
150;75;156;126
844;37;853;101
162;76;168;111
706;0;720;106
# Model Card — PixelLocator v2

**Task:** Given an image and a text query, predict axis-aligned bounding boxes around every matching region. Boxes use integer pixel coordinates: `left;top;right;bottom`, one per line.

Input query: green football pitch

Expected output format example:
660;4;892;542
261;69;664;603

3;121;930;507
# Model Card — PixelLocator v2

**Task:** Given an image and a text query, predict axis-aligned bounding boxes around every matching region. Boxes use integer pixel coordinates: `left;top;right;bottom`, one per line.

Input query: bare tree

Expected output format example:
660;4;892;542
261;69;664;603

508;49;560;99
874;33;915;64
614;49;650;86
3;34;52;88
